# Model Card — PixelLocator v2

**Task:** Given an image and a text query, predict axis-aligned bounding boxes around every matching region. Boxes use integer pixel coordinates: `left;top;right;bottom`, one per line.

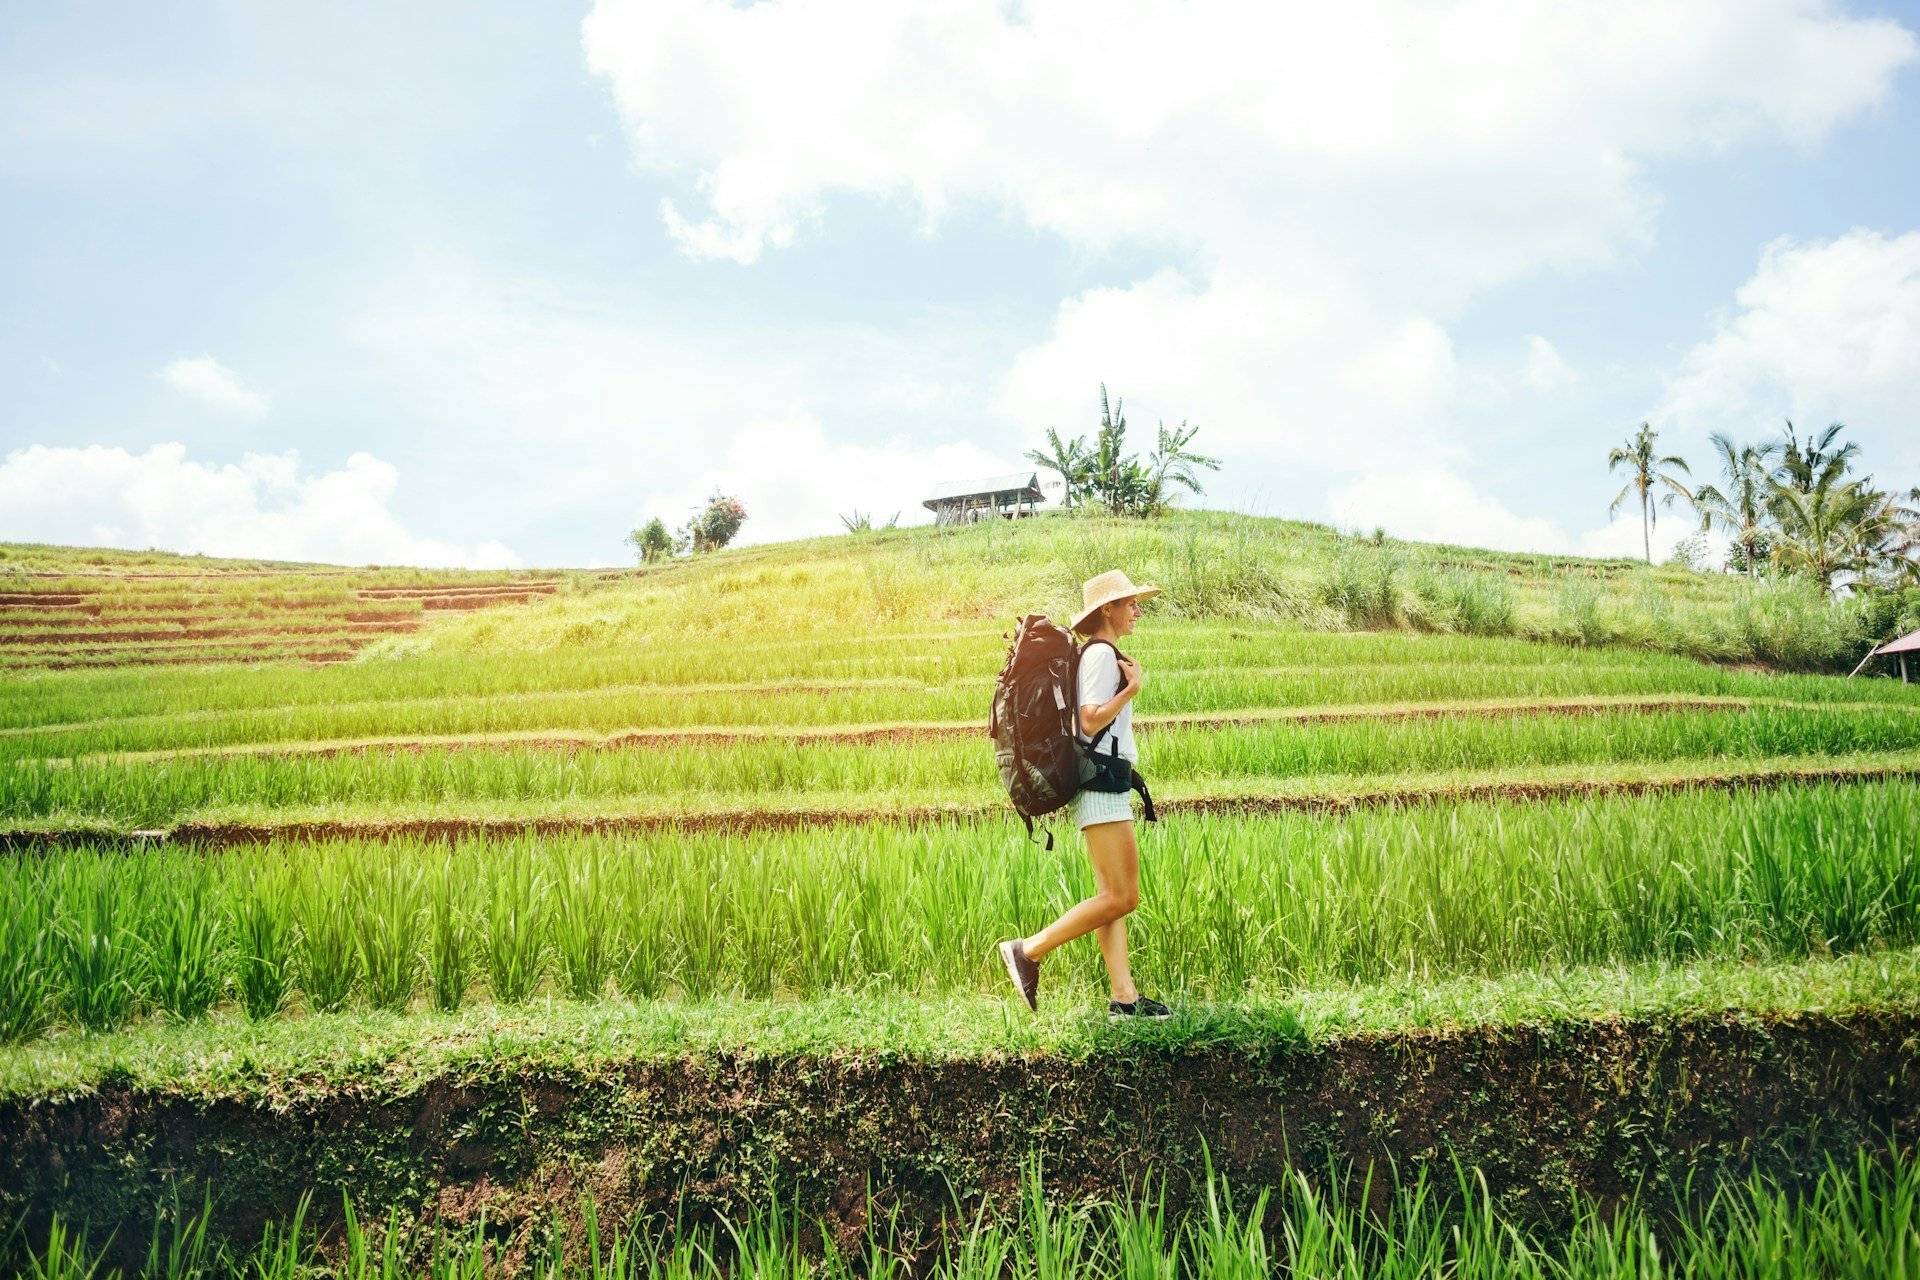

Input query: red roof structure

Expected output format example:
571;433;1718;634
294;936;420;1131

1873;629;1920;657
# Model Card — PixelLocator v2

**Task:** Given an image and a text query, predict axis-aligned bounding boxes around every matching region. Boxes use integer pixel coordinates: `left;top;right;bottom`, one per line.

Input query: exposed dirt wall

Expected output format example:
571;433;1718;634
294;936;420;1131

2;1009;1914;1269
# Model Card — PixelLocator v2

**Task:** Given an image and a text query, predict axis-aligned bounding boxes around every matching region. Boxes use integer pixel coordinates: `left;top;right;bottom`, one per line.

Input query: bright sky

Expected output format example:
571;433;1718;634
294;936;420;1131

3;1;1918;568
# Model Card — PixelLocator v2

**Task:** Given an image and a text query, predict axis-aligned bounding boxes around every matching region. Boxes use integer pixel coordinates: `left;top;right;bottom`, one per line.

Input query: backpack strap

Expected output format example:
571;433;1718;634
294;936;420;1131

1077;638;1125;750
1131;768;1157;823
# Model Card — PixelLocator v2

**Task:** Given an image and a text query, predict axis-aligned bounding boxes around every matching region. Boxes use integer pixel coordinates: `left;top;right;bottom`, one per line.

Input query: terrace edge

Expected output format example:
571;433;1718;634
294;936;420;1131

3;1006;1915;1268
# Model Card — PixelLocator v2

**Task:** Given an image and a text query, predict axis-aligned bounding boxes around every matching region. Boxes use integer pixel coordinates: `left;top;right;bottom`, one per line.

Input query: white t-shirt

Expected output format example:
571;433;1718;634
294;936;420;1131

1075;642;1136;763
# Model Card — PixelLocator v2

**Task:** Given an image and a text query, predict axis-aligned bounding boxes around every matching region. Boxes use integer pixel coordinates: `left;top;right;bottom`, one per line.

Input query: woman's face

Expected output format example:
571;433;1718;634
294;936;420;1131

1105;596;1142;637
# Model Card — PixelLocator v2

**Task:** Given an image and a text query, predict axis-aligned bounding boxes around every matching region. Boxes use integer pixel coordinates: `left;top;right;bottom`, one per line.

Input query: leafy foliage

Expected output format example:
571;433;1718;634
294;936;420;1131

625;517;674;564
683;493;748;554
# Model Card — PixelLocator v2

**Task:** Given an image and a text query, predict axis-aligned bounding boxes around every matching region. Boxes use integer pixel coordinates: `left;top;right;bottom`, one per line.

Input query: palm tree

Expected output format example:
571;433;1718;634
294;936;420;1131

1767;468;1880;595
1775;420;1859;496
1857;483;1920;590
1023;427;1091;510
1607;423;1693;564
1148;419;1221;504
1092;384;1127;508
1690;432;1779;574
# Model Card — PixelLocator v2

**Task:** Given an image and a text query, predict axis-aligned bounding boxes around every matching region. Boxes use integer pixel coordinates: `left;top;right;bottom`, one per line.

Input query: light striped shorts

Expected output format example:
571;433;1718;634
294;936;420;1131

1070;787;1134;829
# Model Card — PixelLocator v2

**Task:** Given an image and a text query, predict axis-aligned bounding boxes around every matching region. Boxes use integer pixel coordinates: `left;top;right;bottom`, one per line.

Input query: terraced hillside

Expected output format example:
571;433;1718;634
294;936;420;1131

0;542;572;671
2;519;1918;1274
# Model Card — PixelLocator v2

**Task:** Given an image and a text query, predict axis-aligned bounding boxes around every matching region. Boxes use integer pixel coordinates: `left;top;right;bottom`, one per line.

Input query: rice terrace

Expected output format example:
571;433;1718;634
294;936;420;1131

1;510;1918;1275
11;3;1920;1271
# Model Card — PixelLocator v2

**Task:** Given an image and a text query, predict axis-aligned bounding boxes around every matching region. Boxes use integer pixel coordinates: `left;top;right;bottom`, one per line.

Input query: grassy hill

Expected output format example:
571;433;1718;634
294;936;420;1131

366;510;1909;673
2;516;1918;1271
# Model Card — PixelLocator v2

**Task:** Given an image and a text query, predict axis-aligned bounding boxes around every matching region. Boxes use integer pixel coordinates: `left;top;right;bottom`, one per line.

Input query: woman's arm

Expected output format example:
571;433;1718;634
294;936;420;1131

1078;657;1142;735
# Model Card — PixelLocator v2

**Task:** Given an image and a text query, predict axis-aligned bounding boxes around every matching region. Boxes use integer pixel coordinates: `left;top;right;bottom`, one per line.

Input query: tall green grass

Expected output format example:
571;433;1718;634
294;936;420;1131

10;704;1920;826
8;605;1915;741
1;782;1914;1039
13;1145;1920;1279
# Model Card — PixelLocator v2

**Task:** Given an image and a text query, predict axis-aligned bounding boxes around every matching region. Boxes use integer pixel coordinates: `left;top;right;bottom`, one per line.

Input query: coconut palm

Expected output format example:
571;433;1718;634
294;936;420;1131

1766;469;1880;595
1858;484;1920;590
1023;427;1091;510
1148;419;1221;504
1690;433;1779;575
1775;420;1859;496
1092;384;1128;506
1607;423;1694;564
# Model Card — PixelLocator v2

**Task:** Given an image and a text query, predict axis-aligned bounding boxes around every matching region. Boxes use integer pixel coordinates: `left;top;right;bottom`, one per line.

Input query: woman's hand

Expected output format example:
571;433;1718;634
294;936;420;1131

1118;655;1144;693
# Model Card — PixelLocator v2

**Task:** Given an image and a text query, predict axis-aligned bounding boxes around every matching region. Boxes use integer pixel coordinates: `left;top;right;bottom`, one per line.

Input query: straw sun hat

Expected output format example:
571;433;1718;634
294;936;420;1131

1070;569;1161;632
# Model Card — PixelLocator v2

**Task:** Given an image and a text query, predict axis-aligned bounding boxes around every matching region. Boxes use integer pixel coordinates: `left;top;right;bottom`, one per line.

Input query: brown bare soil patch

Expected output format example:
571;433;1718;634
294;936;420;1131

0;593;92;608
0;608;415;629
26;755;1893;851
2;1010;1912;1272
357;582;559;599
5;648;358;673
420;592;541;610
0;622;417;646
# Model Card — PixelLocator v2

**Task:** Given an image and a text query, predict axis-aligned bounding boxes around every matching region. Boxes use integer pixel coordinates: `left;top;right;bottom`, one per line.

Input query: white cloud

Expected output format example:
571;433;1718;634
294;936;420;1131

1575;512;1698;563
1656;229;1920;474
655;413;1010;545
997;271;1463;470
584;0;1913;505
1522;336;1578;393
0;443;519;568
584;0;1912;294
343;249;1027;544
1330;467;1702;562
158;355;271;416
1329;469;1569;554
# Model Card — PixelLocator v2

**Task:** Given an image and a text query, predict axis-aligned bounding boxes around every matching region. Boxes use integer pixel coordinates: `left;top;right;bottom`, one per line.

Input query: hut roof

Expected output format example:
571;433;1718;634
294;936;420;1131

1873;628;1920;657
921;472;1044;505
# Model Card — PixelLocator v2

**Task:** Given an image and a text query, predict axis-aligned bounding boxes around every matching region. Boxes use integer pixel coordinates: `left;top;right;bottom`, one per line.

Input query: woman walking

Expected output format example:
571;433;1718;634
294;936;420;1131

998;570;1173;1021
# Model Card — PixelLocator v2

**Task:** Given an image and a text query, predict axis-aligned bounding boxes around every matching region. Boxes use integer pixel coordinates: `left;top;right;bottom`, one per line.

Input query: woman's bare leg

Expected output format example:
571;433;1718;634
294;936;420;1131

1020;820;1141;1002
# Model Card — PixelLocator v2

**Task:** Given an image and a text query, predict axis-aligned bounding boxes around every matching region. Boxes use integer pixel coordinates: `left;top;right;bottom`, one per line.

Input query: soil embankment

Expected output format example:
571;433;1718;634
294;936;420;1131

1;1009;1913;1269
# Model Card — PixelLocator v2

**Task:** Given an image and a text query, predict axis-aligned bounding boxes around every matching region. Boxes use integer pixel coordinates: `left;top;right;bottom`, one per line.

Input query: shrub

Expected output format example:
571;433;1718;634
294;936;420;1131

1413;568;1515;636
1728;577;1868;671
1554;578;1609;647
1317;545;1406;628
625;518;673;564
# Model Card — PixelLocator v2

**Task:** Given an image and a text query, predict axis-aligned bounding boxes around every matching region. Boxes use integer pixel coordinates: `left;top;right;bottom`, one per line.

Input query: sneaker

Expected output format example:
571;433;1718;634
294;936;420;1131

998;939;1039;1011
1107;995;1173;1021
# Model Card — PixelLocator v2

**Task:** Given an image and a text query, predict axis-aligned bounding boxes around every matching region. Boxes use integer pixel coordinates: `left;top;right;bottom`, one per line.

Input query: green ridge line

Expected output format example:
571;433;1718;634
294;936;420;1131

3;949;1914;1098
26;694;1762;764
9;747;1920;848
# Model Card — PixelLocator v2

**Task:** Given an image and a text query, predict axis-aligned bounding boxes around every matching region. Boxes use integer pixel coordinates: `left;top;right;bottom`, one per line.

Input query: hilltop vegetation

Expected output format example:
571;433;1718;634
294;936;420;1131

371;509;1916;673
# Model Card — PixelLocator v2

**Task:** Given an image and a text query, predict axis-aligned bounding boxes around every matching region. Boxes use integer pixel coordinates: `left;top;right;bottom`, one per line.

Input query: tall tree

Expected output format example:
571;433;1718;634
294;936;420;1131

1091;384;1128;510
1690;432;1779;575
1607;422;1693;564
1023;427;1091;510
1766;468;1879;595
1775;420;1859;496
1148;419;1221;504
1858;483;1920;591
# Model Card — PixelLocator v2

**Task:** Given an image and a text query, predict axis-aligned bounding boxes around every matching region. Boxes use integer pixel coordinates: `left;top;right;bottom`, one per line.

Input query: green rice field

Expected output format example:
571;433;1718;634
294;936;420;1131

2;521;1918;1273
18;1146;1920;1280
